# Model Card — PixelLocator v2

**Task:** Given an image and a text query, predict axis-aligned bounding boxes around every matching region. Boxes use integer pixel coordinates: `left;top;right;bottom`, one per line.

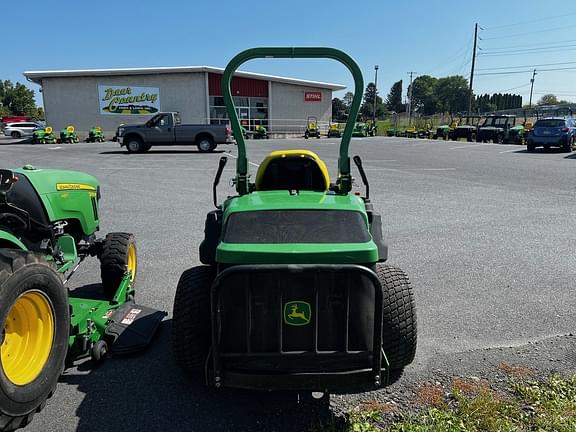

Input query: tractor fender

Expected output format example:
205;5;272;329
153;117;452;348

0;231;28;250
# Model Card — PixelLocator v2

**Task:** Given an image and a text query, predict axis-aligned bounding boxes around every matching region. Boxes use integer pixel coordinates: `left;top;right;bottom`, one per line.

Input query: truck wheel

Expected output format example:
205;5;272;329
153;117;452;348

172;266;214;372
0;250;69;432
126;138;143;153
10;132;20;139
99;233;137;300
197;137;215;153
375;263;417;372
527;142;535;152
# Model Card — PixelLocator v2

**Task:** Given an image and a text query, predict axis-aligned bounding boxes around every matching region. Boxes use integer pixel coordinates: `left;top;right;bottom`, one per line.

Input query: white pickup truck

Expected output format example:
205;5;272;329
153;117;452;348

117;112;235;153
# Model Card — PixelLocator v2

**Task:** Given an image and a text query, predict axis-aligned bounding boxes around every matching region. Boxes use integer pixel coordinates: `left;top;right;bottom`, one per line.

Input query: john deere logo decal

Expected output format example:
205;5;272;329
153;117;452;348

284;301;311;326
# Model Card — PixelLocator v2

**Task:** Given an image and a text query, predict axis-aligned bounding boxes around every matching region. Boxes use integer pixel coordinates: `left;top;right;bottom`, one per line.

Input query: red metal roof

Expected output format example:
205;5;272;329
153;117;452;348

208;73;268;97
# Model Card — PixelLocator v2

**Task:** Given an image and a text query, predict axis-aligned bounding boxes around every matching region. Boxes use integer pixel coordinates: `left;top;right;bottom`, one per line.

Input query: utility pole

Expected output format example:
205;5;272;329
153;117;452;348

372;65;379;125
529;69;537;108
407;71;415;126
468;23;478;113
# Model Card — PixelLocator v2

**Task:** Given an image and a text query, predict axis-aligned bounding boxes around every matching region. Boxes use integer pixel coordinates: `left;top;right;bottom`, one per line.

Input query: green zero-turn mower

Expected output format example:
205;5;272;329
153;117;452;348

0;167;164;431
304;116;321;139
172;47;417;395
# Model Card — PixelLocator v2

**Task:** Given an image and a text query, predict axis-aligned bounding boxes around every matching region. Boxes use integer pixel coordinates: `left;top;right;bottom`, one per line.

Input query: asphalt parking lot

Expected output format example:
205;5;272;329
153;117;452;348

1;135;575;431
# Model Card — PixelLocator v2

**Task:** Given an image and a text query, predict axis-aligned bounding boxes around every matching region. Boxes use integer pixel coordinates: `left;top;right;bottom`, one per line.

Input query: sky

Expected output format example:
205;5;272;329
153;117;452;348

4;0;576;106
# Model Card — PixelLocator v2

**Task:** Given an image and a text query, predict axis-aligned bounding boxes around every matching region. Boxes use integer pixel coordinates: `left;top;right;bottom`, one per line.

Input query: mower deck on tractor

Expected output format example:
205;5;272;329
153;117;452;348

0;167;164;431
172;47;417;395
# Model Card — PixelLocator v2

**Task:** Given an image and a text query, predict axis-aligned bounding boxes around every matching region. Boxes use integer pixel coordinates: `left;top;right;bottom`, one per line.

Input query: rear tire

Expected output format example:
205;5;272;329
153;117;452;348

375;264;417;373
99;233;137;300
172;266;214;372
0;250;69;432
9;132;20;139
527;142;536;152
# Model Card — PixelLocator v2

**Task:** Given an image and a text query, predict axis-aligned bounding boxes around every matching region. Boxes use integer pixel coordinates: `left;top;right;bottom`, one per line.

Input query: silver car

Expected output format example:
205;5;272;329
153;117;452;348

3;122;41;138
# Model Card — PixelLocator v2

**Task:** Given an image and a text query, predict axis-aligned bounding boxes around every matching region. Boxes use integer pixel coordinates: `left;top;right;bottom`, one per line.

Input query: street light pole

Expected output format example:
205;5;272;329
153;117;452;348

372;65;379;125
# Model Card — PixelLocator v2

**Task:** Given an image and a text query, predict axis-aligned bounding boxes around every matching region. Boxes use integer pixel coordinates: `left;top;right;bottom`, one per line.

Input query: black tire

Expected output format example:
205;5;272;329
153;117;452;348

0;250;69;432
197;136;215;153
527;142;536;152
172;266;214;372
9;132;20;139
375;263;417;371
562;138;572;153
125;137;143;153
99;233;137;300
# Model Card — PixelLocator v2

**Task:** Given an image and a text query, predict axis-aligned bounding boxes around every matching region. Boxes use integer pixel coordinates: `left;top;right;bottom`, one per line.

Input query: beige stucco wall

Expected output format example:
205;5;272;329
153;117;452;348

41;72;207;136
269;82;332;134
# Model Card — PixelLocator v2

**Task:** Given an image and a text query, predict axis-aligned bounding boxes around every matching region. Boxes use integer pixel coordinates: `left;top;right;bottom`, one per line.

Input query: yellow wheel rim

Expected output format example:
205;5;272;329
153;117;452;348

127;243;137;282
1;291;54;385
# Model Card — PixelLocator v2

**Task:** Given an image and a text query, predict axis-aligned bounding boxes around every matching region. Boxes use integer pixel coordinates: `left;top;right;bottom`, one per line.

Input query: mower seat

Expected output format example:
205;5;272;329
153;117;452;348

255;149;330;191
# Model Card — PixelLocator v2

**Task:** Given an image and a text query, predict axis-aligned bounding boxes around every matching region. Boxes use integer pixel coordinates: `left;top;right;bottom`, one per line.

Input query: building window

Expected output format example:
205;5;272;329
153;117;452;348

209;96;268;130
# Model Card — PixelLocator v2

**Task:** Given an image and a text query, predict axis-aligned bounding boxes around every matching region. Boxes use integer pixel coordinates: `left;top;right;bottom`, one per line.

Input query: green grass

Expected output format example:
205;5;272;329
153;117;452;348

315;374;576;432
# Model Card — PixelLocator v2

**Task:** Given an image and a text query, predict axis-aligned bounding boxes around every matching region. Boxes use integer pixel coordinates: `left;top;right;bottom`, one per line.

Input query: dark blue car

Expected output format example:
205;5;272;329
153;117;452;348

527;117;575;152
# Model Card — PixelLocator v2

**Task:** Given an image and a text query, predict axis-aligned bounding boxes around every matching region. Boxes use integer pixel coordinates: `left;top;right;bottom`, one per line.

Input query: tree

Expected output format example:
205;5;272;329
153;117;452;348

0;80;36;117
386;80;403;113
359;82;385;119
409;75;438;115
331;97;347;121
537;94;559;106
435;76;469;113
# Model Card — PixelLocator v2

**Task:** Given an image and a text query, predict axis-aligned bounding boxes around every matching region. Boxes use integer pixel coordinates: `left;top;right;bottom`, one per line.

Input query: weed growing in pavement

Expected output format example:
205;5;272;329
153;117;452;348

315;372;576;431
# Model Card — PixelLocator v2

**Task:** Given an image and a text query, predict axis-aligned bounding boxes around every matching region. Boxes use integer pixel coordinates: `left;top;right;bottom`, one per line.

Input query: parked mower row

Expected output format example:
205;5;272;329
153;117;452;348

29;125;105;144
0;48;417;431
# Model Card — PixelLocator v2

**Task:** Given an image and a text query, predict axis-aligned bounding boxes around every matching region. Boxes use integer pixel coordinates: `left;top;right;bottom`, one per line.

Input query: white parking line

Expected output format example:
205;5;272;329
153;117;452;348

227;152;259;167
48;147;62;150
449;143;492;150
499;148;523;154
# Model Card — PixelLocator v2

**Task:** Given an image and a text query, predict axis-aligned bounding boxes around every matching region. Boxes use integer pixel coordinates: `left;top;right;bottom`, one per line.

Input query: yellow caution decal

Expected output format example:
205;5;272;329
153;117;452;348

56;183;97;191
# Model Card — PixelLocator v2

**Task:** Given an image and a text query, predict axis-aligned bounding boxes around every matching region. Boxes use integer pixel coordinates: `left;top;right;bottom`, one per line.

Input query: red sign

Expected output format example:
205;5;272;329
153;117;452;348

304;91;322;102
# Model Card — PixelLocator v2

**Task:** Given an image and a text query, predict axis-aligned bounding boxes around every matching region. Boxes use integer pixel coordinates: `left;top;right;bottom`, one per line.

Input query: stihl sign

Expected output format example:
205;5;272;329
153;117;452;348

304;92;322;102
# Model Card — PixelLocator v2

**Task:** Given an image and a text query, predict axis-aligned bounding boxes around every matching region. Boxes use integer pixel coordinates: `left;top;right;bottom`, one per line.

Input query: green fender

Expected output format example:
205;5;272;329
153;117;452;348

0;231;28;250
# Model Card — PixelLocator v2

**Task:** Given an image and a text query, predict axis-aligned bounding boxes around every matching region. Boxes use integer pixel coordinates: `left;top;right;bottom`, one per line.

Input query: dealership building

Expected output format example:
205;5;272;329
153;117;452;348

24;66;345;137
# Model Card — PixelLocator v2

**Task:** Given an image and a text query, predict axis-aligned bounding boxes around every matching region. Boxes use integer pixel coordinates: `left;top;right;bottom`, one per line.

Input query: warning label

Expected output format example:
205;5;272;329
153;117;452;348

121;308;142;325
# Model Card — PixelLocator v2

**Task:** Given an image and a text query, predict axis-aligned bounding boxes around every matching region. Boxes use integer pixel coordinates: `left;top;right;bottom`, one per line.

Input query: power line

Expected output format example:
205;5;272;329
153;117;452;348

479;47;576;57
480;43;576;55
477;61;576;71
480;24;574;40
476;66;576;76
483;12;576;30
479;38;576;51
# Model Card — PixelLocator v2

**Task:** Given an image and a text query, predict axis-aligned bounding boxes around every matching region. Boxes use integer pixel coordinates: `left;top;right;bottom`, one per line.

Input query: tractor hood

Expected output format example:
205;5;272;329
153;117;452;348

217;191;379;264
13;166;100;235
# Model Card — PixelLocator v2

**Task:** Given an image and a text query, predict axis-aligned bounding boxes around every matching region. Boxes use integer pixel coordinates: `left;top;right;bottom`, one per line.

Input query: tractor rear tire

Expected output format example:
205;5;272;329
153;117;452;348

0;250;69;432
99;233;137;300
375;263;417;372
172;266;214;373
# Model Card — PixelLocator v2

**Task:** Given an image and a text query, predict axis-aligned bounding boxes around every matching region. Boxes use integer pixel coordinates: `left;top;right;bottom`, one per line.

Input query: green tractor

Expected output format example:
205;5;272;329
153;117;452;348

59;125;79;144
0;167;163;431
86;126;105;143
352;121;369;137
304;116;321;138
31;126;57;144
172;47;417;395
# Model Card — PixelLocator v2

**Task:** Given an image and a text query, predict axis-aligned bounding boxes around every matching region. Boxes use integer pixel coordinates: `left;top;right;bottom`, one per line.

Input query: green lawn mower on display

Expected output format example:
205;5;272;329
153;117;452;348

31;127;57;145
86;126;105;143
172;47;417;395
0;167;163;431
59;125;79;143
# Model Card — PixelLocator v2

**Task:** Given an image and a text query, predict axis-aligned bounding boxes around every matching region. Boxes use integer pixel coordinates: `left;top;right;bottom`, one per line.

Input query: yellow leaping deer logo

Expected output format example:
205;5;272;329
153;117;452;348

284;301;311;326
